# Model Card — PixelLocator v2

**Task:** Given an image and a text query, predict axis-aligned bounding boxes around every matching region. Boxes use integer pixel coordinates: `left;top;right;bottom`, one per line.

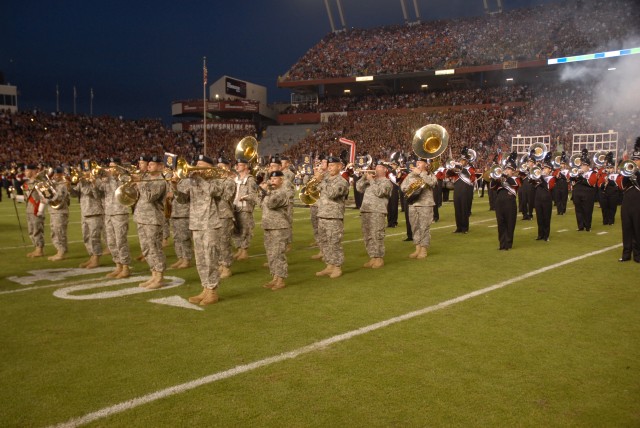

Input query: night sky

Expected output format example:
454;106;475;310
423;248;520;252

3;0;554;123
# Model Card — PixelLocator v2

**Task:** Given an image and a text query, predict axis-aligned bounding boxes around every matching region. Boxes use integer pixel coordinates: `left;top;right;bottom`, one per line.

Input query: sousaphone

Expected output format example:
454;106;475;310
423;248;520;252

412;124;449;159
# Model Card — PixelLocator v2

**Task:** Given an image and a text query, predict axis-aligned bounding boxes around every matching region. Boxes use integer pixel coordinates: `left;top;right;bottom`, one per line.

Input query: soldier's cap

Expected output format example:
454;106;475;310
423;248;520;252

280;155;290;161
326;155;342;164
139;155;152;162
148;155;163;163
416;157;430;163
25;164;38;170
217;156;230;165
269;156;281;165
197;155;215;165
54;166;65;174
235;158;249;164
269;170;284;177
108;157;121;164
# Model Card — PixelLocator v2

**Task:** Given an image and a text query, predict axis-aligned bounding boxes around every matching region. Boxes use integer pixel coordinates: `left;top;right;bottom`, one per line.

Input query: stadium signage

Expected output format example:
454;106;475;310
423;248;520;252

435;69;455;75
547;47;640;65
355;76;374;81
226;77;247;98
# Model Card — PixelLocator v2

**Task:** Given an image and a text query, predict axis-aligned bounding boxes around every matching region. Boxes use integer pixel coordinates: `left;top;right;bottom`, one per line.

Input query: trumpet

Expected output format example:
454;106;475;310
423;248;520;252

175;158;237;180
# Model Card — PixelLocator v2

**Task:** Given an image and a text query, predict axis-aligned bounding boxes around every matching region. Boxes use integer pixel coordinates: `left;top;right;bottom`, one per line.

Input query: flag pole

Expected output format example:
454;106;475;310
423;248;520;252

56;84;59;112
90;88;94;116
203;56;208;156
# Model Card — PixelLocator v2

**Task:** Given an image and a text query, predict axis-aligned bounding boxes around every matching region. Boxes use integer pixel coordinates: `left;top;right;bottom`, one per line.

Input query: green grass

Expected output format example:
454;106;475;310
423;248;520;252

0;194;639;427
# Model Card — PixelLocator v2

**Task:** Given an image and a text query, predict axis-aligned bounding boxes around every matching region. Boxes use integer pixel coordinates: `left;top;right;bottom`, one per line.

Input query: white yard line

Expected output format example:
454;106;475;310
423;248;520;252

48;243;622;428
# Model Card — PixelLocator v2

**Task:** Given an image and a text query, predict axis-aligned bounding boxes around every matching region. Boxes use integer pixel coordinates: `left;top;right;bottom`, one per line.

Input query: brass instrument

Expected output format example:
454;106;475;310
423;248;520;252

175;157;237;180
551;152;563;169
529;165;543;181
354;168;376;174
33;168;61;208
529;142;547;162
489;164;504;180
299;174;322;205
593;150;608;168
412;124;449;159
569;153;583;169
90;161;108;179
445;158;460;171
465;148;477;163
620;160;638;177
235;136;259;164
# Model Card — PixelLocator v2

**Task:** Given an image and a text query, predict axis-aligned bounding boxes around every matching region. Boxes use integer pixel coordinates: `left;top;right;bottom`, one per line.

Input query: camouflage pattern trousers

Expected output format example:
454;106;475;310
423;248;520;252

264;228;288;278
138;223;165;272
49;213;68;253
409;205;434;248
105;214;130;265
310;204;319;243
27;212;45;249
318;217;344;267
171;217;192;261
193;228;220;289
233;211;254;250
82;215;103;256
361;212;386;258
216;218;234;267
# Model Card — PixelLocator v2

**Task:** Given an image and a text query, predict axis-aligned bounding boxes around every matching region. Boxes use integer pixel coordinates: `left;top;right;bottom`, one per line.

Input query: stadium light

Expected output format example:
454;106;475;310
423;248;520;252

421;84;428;89
343;89;351;94
608;68;616;71
506;78;514;81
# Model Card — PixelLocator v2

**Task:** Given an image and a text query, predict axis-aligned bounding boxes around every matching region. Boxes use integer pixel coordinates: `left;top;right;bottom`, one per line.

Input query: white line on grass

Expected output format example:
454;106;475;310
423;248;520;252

48;243;622;428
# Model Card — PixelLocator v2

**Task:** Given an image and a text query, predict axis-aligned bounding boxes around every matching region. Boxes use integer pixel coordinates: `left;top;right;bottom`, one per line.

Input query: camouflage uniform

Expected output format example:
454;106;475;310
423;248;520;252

356;176;392;258
96;176;131;266
303;174;320;243
261;185;290;278
282;168;296;245
233;174;258;250
170;180;192;262
23;179;46;249
72;180;104;256
216;177;236;268
400;171;437;248
48;180;70;254
175;175;224;289
317;174;350;266
133;179;167;273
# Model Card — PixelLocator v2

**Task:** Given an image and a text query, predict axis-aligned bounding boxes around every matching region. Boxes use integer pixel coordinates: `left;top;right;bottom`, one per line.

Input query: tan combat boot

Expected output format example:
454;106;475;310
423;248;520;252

232;248;241;260
363;258;374;268
188;288;207;304
116;265;130;279
106;263;123;278
371;258;384;269
28;247;44;258
409;245;420;259
146;271;166;290
176;259;191;269
316;264;334;277
236;249;249;261
219;265;232;279
139;273;154;288
169;259;183;269
199;287;219;306
85;255;100;269
416;246;428;259
263;276;277;289
48;250;65;261
271;276;286;291
329;265;342;279
79;256;93;268
310;251;324;260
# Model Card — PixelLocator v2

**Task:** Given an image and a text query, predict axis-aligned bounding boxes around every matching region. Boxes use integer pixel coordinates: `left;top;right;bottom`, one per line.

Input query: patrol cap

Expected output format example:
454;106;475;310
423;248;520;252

280;155;290;161
269;170;284;177
269;155;281;165
197;154;215;165
139;155;152;162
217;156;230;165
326;155;342;164
235;158;249;164
25;164;38;170
108;157;121;164
148;155;163;163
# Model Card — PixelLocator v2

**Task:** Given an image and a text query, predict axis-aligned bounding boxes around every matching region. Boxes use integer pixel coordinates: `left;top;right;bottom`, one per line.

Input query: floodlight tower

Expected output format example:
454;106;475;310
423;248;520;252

400;0;421;24
324;0;347;33
483;0;503;14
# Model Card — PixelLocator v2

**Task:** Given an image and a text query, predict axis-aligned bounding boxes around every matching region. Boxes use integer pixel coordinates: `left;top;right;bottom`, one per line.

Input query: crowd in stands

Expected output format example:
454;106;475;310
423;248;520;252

282;0;639;81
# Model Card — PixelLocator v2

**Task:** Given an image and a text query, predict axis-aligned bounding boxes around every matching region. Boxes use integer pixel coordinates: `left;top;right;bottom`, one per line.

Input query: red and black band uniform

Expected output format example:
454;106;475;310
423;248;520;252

533;174;556;241
552;168;570;215
491;175;521;250
597;169;621;226
447;164;476;233
571;169;598;231
615;172;640;262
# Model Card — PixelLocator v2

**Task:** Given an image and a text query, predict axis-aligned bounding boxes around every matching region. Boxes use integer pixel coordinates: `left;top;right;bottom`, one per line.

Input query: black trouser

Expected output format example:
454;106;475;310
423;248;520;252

573;183;596;230
387;184;399;227
402;191;412;239
534;186;553;240
353;177;363;209
555;179;568;214
600;184;620;225
620;187;640;261
519;179;530;217
527;180;536;218
495;189;517;249
488;187;496;210
453;180;473;232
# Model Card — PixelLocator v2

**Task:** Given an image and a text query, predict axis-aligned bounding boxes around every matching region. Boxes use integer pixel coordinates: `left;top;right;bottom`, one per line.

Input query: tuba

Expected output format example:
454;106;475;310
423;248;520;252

235;136;259;164
465;148;477;164
489;164;504;180
620;160;638;177
529;165;543;180
551;152;563;169
592;150;608;168
569;153;583;169
529;142;547;162
34;168;60;208
411;124;449;159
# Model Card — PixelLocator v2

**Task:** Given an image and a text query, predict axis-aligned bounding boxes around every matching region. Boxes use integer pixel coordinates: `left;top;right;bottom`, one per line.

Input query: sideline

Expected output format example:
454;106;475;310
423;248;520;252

49;243;621;428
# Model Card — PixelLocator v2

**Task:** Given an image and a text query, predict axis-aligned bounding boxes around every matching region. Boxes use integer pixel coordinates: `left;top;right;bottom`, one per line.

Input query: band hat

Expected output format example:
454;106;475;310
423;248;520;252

504;160;517;170
197;154;215;165
269;170;284;177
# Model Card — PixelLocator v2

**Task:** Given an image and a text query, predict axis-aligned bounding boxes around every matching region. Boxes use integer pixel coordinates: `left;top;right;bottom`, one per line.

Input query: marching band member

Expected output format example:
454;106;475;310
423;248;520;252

47;166;70;261
553;153;570;215
260;170;290;290
533;153;556;241
23;164;46;258
447;147;476;233
386;159;400;228
173;155;224;306
134;155;168;289
168;176;192;269
616;138;640;263
356;159;393;268
232;157;258;261
280;155;296;251
571;149;598;232
307;155;328;257
215;156;236;279
96;158;131;278
72;160;103;268
400;157;437;259
597;152;620;226
491;153;520;250
315;155;350;279
133;155;149;262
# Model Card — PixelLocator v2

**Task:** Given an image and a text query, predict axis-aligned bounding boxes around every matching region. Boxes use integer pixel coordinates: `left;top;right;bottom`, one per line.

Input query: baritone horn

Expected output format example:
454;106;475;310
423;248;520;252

175;158;236;180
235;136;259;164
412;124;449;159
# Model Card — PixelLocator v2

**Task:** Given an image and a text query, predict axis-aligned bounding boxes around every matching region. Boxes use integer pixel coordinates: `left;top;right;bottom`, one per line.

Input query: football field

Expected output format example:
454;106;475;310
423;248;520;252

1;195;639;427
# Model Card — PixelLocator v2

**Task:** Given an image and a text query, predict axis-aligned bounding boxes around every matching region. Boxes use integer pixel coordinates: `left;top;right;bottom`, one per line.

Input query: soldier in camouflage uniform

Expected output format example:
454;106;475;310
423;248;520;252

215;157;237;279
280;155;296;250
168;178;192;269
356;160;393;268
134;156;168;289
306;156;328;258
47;166;70;261
260;171;290;290
400;158;437;259
71;161;104;268
232;158;258;261
95;158;131;278
315;156;350;279
173;155;225;306
22;164;46;258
